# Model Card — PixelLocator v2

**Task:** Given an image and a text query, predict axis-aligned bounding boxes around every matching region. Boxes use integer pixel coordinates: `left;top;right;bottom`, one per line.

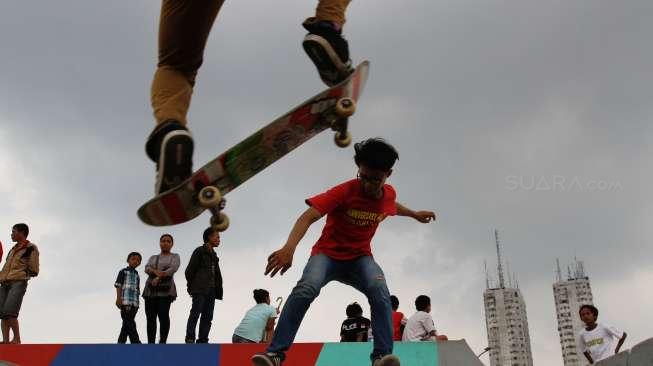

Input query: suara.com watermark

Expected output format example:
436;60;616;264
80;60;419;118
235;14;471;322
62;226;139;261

505;175;623;192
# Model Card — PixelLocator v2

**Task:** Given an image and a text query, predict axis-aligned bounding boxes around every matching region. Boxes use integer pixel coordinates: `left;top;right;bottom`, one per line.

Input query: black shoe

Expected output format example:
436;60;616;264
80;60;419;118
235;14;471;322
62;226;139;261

302;17;354;86
251;352;284;366
184;336;195;344
145;120;194;195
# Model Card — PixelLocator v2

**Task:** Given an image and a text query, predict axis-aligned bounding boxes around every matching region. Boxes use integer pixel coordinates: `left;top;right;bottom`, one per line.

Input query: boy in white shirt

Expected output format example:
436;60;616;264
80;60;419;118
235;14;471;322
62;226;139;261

402;295;447;342
577;304;627;364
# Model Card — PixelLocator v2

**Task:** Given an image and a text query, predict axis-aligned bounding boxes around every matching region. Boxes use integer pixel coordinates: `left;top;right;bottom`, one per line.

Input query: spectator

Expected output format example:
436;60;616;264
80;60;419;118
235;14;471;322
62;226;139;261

0;223;39;344
184;227;223;343
114;252;142;344
143;234;180;343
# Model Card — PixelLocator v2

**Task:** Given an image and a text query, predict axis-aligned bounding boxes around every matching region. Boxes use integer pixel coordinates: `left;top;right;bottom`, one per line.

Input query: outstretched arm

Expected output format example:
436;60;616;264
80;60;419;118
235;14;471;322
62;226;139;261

265;207;323;277
396;202;436;223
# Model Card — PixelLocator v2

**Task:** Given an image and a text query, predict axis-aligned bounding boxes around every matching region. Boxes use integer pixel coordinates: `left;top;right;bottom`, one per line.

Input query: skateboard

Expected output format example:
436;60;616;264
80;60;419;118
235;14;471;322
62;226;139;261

138;61;370;230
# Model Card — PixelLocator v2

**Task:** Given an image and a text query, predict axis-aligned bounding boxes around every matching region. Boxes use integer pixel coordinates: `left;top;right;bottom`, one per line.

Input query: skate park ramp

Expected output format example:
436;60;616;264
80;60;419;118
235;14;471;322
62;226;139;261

0;339;483;365
595;337;653;366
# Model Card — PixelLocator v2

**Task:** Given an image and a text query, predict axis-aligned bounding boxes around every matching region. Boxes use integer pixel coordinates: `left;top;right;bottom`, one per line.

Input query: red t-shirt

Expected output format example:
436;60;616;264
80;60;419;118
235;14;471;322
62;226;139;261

392;311;405;340
306;179;397;260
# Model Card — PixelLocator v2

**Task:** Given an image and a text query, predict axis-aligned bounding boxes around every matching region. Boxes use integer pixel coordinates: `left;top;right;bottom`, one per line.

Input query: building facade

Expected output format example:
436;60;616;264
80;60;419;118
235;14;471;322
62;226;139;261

553;259;594;366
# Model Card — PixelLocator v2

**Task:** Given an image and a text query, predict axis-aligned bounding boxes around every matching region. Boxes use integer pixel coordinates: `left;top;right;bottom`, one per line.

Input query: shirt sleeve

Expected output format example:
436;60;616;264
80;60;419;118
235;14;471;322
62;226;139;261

421;314;436;334
144;255;157;275
384;185;398;216
164;254;181;276
27;245;39;277
605;325;624;339
269;305;278;319
306;182;349;215
114;270;125;288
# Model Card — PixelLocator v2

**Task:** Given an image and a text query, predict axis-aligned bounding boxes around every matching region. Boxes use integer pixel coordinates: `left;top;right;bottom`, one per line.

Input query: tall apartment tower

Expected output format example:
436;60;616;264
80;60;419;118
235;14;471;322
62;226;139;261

553;258;594;366
483;230;534;366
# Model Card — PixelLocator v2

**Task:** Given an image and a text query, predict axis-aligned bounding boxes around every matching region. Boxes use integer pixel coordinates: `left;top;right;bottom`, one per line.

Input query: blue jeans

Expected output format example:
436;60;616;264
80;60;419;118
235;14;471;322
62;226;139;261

186;293;215;343
267;254;393;361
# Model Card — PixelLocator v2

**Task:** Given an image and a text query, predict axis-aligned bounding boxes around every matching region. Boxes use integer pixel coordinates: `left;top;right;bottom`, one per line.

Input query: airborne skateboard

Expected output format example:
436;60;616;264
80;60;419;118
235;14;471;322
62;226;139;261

138;61;370;230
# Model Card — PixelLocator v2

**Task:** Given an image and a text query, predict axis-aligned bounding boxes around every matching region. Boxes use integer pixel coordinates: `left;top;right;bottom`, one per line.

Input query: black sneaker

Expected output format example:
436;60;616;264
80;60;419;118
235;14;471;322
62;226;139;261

251;352;284;366
145;120;194;195
302;17;354;86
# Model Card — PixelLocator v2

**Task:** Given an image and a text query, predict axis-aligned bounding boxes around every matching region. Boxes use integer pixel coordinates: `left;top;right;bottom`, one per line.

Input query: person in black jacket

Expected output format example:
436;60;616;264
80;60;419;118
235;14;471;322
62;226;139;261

184;227;223;343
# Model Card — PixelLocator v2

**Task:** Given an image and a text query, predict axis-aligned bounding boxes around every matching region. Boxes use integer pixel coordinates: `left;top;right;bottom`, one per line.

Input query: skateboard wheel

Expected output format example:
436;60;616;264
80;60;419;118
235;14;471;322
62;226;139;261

210;212;230;232
334;131;351;148
198;186;222;208
335;97;356;117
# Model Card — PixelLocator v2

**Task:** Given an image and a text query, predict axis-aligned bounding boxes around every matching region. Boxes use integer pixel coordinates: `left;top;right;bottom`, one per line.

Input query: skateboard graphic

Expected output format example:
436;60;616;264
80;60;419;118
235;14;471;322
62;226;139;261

138;61;369;230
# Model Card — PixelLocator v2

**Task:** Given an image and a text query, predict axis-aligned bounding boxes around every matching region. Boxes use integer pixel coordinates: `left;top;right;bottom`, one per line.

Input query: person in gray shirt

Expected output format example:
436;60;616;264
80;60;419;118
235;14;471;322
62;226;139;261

142;233;180;344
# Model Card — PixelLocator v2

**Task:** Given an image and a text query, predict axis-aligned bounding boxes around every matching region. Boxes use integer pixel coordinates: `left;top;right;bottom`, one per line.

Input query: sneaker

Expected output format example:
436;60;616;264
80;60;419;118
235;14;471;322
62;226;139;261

184;337;195;344
372;354;401;366
251;352;284;366
145;120;194;194
302;17;354;86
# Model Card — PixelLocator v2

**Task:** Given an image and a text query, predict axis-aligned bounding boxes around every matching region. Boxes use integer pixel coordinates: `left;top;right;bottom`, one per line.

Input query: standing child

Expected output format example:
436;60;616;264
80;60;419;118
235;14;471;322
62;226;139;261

114;252;142;344
340;302;371;342
577;304;627;364
252;138;436;366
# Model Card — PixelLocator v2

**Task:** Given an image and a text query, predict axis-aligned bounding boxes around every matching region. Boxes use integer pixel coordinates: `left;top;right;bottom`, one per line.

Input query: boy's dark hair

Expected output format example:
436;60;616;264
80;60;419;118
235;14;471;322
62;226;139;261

127;252;142;261
346;302;363;318
415;295;431;311
13;223;29;237
203;227;219;243
390;295;399;311
579;304;599;318
354;138;399;171
253;289;270;304
160;233;174;243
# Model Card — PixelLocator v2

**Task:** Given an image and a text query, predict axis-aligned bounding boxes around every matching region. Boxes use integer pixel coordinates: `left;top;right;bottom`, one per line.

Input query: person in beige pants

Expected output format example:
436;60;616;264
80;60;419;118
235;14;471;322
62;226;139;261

145;0;355;195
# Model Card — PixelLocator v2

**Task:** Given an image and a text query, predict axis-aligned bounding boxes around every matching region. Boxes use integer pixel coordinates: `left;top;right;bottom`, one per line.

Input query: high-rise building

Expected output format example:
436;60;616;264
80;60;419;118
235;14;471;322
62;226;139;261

483;230;534;366
553;258;594;366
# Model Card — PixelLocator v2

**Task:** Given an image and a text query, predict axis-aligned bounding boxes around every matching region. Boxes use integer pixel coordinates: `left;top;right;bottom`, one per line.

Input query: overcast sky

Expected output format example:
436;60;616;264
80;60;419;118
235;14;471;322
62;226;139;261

1;1;652;365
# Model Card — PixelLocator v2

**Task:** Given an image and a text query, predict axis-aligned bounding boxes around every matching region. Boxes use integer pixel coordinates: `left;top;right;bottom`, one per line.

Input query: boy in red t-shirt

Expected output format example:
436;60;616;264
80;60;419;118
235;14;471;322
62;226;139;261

252;138;436;366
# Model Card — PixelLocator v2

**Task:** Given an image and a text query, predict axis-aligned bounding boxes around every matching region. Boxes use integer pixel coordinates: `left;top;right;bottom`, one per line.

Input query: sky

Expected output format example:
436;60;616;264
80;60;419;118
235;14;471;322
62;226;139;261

1;0;652;365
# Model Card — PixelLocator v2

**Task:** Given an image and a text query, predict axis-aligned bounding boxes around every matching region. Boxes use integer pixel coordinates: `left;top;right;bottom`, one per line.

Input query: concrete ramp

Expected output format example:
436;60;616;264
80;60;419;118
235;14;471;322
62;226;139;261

595;337;653;366
438;340;484;366
0;340;482;365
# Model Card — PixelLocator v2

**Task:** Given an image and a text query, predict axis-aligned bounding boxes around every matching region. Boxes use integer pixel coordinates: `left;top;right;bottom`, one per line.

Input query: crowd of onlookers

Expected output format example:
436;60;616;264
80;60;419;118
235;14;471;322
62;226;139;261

0;222;629;366
113;227;449;345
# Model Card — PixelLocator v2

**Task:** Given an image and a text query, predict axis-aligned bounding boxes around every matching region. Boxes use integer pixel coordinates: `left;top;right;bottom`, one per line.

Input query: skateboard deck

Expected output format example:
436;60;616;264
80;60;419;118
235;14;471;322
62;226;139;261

138;61;369;229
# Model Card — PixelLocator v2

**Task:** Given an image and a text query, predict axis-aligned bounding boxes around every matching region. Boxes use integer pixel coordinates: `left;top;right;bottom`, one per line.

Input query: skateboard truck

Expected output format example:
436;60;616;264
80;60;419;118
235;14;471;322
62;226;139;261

198;186;230;231
327;97;356;148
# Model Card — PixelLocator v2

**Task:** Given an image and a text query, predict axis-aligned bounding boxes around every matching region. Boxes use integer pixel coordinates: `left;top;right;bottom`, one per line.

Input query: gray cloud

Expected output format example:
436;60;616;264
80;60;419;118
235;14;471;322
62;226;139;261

1;0;652;365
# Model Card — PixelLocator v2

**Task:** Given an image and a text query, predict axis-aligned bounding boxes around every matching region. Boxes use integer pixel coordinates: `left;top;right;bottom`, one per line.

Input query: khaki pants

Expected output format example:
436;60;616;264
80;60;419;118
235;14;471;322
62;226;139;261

151;0;352;125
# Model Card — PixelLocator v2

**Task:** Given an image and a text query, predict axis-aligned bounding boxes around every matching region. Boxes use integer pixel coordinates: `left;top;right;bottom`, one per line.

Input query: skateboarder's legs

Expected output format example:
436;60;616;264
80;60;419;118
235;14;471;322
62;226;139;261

315;0;352;27
266;254;393;362
344;255;394;361
265;253;335;358
151;0;225;126
151;0;350;126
